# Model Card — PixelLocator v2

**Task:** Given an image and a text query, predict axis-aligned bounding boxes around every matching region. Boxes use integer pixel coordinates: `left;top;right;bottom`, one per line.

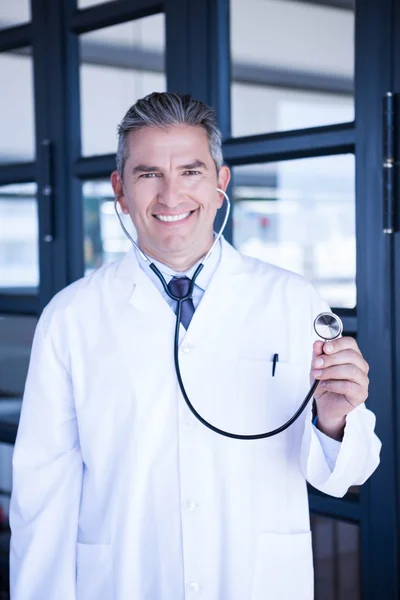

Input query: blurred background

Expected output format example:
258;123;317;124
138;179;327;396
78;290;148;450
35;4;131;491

0;0;398;598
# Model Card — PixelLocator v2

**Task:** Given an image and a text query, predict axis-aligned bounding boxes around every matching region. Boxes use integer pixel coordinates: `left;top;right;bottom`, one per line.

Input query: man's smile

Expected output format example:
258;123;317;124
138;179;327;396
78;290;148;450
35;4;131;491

153;210;196;224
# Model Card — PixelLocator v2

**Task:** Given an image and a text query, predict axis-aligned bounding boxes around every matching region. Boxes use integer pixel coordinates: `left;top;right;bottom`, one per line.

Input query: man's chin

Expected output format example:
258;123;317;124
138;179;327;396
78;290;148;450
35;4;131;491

140;229;214;265
143;242;205;270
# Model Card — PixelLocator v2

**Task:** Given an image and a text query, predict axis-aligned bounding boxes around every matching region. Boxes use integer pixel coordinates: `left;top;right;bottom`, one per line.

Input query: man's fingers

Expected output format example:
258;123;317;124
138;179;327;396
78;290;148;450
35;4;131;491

317;379;367;403
322;336;360;356
311;364;368;387
312;348;369;375
312;340;325;358
313;336;359;359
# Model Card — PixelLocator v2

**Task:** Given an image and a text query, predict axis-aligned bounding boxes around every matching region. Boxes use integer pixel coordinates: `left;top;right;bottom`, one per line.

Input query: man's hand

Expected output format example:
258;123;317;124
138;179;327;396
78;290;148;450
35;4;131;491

310;337;370;441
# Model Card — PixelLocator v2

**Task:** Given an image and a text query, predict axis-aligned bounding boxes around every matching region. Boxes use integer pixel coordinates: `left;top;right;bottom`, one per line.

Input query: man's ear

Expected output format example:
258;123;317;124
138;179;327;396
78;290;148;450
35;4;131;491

217;165;231;208
110;170;129;214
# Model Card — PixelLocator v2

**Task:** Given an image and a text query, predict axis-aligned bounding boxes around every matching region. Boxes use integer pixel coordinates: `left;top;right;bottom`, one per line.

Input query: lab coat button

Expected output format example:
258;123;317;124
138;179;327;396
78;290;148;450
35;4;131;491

181;344;193;353
186;582;200;593
182;420;195;431
183;500;199;511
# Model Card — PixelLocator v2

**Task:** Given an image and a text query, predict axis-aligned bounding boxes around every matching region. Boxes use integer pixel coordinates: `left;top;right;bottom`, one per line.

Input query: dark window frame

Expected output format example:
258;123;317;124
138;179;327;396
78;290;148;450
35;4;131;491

0;0;398;597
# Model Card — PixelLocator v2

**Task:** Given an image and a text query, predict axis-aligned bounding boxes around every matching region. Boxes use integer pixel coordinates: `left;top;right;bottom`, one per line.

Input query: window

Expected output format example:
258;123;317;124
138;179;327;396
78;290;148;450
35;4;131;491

0;183;39;290
0;49;35;164
0;2;31;29
82;179;132;273
80;15;166;157
230;0;354;137
232;154;356;308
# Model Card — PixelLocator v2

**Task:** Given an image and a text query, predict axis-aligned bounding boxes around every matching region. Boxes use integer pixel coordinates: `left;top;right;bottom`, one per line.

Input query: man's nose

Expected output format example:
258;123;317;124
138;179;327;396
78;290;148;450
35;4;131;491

158;177;181;208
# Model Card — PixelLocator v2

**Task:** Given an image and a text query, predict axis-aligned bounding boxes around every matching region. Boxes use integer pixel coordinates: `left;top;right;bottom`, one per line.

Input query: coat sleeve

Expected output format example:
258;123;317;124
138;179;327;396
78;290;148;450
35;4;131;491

299;282;381;497
301;403;381;497
10;311;82;599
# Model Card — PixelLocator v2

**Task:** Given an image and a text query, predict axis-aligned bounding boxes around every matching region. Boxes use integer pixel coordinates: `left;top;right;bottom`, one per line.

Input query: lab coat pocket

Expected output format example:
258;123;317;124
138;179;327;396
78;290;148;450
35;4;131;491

251;531;313;600
237;359;301;434
76;543;113;600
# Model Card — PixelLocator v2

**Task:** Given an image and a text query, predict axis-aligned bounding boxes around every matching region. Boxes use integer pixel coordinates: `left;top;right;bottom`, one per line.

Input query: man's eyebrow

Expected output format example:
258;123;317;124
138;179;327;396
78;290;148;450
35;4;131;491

131;164;161;174
131;160;208;174
179;160;208;170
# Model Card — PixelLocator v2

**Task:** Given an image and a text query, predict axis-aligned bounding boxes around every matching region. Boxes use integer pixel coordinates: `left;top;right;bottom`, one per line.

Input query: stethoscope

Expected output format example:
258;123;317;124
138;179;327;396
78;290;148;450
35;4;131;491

114;189;344;440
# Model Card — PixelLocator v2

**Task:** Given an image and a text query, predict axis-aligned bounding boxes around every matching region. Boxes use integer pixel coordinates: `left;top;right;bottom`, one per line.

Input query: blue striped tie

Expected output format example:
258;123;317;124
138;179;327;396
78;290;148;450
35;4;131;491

167;277;195;329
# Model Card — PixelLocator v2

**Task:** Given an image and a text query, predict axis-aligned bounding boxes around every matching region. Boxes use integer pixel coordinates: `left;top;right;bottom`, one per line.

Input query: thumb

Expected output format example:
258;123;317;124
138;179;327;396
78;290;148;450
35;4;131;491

313;340;324;359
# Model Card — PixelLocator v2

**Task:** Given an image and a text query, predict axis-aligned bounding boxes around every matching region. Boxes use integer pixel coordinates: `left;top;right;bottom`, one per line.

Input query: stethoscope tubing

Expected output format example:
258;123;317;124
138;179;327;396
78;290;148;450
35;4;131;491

150;262;204;300
115;188;321;439
173;302;320;439
150;250;320;439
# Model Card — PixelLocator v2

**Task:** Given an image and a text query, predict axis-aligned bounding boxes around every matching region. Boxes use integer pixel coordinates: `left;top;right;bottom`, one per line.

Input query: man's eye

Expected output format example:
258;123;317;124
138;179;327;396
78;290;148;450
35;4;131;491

140;173;160;178
183;170;201;176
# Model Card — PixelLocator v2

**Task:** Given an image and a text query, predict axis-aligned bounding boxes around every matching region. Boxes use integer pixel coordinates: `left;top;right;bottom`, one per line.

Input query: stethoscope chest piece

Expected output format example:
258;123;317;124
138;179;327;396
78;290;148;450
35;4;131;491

314;312;343;341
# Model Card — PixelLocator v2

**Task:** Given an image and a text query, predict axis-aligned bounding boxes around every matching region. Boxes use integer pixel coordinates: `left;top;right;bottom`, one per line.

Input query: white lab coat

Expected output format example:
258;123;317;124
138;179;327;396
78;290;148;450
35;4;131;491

10;238;381;600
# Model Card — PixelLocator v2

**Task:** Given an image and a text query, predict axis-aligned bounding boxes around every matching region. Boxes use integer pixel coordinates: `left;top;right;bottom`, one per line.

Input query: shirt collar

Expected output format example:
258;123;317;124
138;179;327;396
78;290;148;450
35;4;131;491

135;237;222;293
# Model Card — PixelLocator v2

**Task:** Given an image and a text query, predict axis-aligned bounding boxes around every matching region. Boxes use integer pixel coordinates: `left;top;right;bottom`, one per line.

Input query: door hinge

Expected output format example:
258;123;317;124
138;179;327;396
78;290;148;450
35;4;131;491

41;138;55;243
383;92;396;234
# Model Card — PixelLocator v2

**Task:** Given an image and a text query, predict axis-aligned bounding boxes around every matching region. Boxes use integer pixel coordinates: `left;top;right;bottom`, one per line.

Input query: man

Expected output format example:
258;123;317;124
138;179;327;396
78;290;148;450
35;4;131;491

10;92;381;600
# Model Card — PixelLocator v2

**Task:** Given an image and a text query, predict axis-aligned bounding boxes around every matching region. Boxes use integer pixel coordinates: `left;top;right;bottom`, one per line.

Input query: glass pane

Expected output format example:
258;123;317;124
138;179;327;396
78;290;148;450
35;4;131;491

0;314;36;398
0;183;39;289
0;441;12;582
230;0;354;137
311;514;360;600
0;49;35;163
0;1;30;28
0;313;35;594
83;180;132;274
80;14;166;157
232;155;356;308
0;442;12;506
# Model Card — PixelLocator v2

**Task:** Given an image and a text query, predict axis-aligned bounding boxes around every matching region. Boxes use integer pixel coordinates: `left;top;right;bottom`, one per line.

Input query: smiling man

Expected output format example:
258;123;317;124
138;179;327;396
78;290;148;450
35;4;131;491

111;123;230;271
10;93;381;600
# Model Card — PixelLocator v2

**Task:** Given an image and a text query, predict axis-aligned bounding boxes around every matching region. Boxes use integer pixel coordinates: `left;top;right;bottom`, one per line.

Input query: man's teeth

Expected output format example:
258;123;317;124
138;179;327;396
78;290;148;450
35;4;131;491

156;212;191;222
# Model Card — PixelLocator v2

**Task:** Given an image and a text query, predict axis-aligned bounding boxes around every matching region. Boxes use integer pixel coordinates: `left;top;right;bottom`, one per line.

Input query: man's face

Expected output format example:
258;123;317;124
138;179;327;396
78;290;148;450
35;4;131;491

111;124;230;269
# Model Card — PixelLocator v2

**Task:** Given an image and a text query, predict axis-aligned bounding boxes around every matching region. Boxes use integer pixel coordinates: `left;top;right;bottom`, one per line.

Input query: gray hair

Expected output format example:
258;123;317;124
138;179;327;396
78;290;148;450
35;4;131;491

116;92;223;177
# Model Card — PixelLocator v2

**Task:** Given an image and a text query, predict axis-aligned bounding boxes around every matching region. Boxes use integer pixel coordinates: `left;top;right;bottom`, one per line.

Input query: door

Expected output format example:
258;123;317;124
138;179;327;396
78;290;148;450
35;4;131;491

0;0;399;597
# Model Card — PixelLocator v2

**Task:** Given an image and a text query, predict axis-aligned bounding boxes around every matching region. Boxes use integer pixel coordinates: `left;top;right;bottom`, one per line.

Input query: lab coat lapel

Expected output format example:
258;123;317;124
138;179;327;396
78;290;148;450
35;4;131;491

115;247;174;318
113;248;177;397
120;250;188;345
